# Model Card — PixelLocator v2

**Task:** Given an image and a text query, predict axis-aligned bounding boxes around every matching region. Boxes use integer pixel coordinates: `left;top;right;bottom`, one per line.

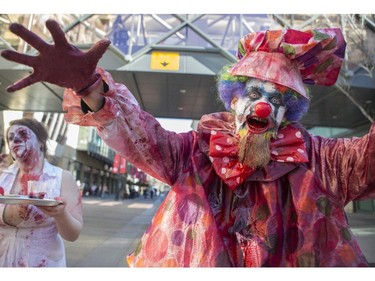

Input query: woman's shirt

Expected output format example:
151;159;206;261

0;160;64;267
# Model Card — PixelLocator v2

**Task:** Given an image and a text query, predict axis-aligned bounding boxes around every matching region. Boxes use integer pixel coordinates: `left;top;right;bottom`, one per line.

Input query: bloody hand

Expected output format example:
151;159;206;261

1;19;111;94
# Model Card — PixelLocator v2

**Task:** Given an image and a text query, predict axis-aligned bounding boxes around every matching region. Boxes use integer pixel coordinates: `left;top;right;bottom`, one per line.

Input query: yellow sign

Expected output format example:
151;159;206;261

151;51;180;71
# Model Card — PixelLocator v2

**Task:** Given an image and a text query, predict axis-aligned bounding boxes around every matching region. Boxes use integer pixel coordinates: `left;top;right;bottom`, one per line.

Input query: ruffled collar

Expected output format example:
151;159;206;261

197;112;310;184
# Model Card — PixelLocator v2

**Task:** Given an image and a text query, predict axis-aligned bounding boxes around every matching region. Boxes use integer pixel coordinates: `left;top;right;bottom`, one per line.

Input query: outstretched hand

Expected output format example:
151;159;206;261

1;19;111;93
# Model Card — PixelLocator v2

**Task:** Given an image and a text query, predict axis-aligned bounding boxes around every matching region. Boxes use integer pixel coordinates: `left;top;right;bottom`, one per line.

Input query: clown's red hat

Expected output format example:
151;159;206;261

229;28;346;99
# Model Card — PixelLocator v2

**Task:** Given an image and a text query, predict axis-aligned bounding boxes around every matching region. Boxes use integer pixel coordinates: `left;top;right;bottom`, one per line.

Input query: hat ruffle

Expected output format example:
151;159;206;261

229;28;346;99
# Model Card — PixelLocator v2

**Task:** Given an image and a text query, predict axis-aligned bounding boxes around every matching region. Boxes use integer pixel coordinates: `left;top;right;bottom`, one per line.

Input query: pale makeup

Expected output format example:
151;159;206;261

7;125;42;167
231;79;286;133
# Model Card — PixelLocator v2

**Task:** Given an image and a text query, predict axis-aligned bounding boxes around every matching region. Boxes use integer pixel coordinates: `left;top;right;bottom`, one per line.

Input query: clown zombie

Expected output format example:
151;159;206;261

2;20;375;267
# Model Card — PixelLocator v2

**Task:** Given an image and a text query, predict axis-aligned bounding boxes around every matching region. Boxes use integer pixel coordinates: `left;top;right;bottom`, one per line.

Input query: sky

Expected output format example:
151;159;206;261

156;118;193;133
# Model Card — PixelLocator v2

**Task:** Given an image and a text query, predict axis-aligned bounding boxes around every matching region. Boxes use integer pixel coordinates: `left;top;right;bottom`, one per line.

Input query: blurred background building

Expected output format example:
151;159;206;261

0;14;374;211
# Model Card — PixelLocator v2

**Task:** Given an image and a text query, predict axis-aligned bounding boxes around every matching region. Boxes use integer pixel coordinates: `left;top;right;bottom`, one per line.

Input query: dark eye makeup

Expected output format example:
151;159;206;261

248;90;261;100
8;127;29;142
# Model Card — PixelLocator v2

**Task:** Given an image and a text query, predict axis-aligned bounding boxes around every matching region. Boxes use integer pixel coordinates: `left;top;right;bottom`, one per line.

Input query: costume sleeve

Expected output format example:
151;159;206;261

311;124;375;205
63;68;194;186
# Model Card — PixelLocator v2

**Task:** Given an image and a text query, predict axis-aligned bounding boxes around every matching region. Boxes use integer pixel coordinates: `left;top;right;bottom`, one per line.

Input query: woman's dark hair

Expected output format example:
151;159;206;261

5;118;49;156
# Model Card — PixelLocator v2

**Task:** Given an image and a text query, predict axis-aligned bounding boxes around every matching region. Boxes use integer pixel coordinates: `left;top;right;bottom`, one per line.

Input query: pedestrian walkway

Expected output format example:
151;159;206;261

65;194;164;267
65;194;375;267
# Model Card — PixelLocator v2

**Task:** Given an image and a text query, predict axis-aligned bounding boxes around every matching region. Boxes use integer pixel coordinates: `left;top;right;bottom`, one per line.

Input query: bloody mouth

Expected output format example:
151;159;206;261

11;146;20;153
246;115;270;134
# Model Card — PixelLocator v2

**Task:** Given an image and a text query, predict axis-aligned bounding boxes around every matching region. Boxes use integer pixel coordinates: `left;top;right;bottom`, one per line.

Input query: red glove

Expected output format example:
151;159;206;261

1;19;111;96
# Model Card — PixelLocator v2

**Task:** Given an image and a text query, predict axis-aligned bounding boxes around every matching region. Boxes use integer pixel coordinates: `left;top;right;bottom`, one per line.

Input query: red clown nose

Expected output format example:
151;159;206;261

254;102;272;118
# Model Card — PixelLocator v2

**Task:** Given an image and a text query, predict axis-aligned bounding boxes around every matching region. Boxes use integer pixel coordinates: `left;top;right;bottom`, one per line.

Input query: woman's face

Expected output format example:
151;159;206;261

7;125;41;162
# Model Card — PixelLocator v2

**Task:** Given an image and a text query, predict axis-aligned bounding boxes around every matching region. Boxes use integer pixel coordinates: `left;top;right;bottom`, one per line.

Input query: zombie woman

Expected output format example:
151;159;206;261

0;118;82;267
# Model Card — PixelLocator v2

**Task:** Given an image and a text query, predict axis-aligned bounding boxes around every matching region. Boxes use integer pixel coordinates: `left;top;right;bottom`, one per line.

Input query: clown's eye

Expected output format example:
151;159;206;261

270;97;281;105
249;91;260;99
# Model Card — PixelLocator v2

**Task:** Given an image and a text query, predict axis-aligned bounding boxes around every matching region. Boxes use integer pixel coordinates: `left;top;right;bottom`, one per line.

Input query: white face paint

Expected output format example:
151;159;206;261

231;79;287;134
7;125;41;163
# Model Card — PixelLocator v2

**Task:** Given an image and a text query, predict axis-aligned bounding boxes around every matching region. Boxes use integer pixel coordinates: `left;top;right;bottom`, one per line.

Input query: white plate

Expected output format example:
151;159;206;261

0;195;62;206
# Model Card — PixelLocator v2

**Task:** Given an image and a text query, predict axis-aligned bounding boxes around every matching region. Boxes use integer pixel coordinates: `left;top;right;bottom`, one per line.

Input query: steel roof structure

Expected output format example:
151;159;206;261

0;14;374;133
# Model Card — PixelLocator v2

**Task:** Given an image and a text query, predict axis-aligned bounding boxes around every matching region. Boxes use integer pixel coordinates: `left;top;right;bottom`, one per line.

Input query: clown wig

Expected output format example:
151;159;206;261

216;64;310;122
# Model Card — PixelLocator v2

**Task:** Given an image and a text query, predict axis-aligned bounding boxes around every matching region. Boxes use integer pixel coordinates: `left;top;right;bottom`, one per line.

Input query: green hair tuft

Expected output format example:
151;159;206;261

217;64;249;83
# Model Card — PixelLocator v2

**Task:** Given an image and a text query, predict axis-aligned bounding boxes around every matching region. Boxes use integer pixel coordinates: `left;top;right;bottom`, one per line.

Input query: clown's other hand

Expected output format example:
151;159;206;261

1;19;110;94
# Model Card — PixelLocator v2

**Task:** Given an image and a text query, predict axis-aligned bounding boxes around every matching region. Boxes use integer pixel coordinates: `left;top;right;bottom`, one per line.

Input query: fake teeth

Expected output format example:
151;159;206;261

246;115;270;134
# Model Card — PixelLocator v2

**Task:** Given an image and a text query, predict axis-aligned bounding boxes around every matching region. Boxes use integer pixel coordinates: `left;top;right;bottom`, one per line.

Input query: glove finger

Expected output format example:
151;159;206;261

9;23;50;52
1;50;36;67
45;19;70;48
86;39;111;62
6;72;39;92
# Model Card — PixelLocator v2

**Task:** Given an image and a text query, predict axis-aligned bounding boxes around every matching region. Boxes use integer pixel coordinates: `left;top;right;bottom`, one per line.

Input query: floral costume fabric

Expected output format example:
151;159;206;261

63;69;375;267
0;160;65;267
